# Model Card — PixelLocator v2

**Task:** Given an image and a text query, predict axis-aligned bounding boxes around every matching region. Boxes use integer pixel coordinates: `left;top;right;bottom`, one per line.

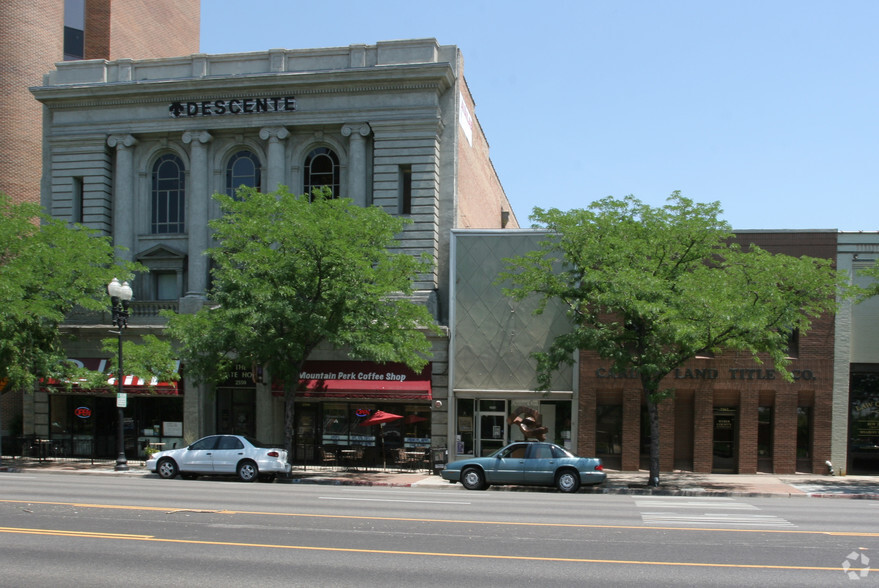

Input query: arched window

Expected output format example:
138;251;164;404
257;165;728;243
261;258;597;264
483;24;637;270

151;154;185;234
304;147;340;199
226;150;261;198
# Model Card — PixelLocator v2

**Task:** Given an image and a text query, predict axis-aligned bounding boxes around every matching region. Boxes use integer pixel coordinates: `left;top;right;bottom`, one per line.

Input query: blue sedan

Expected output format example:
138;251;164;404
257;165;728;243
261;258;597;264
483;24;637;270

441;442;606;492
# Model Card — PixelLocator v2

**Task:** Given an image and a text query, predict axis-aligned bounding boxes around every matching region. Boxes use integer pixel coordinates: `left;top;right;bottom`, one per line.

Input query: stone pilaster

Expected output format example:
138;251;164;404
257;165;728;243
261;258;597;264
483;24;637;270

182;130;213;298
341;122;371;206
259;126;289;191
107;134;137;260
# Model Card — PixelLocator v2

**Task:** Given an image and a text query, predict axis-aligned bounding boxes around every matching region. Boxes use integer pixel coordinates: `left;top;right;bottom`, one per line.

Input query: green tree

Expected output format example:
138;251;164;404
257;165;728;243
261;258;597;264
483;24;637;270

165;187;441;462
0;193;138;391
500;193;844;486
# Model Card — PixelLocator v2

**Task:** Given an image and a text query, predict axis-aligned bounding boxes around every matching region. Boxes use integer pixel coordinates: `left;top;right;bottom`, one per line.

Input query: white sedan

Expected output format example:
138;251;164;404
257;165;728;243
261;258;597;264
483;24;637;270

146;434;291;482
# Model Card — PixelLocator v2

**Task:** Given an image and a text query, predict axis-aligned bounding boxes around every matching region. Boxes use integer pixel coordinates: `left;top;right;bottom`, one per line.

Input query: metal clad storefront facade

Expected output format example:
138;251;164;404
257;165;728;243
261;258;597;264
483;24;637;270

449;231;578;461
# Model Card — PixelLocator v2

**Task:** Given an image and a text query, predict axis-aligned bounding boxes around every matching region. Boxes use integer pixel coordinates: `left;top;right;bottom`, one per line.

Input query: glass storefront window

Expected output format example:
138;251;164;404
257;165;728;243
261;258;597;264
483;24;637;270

322;402;349;445
316;403;431;450
536;400;572;449
402;404;431;448
595;405;622;455
456;398;474;455
849;372;879;474
797;407;811;459
217;388;255;437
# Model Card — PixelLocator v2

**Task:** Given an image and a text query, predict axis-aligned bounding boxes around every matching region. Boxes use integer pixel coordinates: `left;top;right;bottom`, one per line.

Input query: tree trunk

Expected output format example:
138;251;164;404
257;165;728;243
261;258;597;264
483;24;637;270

645;390;662;488
284;384;295;466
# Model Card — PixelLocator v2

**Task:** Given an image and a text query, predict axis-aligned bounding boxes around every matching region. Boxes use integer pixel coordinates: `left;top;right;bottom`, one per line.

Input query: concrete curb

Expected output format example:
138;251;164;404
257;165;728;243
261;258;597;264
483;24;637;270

4;462;877;499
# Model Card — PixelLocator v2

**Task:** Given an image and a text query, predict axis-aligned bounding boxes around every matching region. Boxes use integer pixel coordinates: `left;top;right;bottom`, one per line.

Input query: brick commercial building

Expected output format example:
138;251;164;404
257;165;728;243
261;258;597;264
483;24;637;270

578;231;838;475
29;39;517;463
0;0;199;207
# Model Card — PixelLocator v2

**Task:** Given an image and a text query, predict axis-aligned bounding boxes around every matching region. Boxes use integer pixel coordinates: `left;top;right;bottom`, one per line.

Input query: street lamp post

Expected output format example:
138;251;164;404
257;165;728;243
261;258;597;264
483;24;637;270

108;278;133;472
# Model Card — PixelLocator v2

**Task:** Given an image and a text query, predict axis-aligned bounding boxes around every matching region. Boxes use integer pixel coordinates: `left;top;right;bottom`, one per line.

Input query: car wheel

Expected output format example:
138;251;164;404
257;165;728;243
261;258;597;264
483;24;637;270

157;458;178;479
460;467;486;491
237;460;258;482
556;469;580;493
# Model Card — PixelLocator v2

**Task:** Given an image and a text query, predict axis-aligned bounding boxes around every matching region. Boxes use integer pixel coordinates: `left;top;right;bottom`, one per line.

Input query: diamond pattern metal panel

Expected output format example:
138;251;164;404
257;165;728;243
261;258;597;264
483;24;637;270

454;232;573;391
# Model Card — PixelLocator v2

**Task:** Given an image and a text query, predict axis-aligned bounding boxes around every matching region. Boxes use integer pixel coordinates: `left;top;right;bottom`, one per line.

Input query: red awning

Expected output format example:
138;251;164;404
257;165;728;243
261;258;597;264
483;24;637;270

41;358;181;396
297;378;432;400
273;360;432;401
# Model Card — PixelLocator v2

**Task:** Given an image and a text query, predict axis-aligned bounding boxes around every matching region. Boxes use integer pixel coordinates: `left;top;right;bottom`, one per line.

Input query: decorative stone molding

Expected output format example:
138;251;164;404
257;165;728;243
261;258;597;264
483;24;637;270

341;123;371;138
259;126;290;142
182;130;213;145
107;134;137;149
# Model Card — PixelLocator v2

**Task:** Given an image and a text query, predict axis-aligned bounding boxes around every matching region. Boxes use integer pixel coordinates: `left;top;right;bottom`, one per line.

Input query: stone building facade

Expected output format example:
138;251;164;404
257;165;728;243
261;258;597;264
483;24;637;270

29;39;517;463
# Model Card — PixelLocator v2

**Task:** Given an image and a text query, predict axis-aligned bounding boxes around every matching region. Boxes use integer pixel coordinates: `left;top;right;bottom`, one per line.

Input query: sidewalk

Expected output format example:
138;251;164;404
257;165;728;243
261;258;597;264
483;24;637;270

3;458;878;498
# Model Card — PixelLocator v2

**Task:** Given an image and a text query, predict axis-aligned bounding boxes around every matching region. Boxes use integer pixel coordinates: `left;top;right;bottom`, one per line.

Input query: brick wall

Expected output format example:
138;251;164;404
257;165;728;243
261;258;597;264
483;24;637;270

738;390;759;474
621;388;641;470
0;1;198;208
455;75;519;229
106;0;200;60
0;1;64;205
574;230;837;473
578;379;597;456
658;396;675;470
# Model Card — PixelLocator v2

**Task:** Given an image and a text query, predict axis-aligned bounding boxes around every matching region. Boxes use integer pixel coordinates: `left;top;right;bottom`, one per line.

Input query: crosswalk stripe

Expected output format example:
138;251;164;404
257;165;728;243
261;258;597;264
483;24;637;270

635;496;796;527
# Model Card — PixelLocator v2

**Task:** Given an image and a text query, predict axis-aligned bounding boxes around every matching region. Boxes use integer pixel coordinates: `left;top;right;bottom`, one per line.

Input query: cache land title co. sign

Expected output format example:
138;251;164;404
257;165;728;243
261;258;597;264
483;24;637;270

169;96;296;118
595;366;818;382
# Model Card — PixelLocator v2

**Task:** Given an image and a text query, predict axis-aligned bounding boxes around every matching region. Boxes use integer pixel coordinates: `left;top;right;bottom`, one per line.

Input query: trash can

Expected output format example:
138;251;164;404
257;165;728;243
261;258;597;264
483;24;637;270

431;448;447;476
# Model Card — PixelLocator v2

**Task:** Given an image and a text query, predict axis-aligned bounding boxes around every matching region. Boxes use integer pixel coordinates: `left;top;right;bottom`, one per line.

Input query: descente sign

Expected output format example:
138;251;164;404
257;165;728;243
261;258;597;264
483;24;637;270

169;96;296;118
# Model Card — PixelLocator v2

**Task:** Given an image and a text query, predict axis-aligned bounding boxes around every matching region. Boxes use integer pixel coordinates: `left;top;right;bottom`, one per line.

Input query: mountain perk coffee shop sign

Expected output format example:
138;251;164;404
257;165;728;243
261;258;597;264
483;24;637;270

169;96;296;118
595;367;817;382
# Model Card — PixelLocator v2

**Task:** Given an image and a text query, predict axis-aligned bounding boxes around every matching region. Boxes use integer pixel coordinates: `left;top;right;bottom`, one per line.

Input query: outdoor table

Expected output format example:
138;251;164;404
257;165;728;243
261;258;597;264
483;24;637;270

340;449;357;470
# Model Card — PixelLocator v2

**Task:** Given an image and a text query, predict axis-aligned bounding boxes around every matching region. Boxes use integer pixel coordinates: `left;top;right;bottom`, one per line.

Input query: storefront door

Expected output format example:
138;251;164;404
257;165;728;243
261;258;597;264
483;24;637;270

216;388;255;438
713;408;737;473
478;412;507;456
294;404;318;463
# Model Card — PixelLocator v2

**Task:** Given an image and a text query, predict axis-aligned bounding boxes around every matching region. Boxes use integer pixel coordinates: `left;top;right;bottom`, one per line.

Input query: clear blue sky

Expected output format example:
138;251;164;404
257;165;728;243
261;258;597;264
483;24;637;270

201;1;878;231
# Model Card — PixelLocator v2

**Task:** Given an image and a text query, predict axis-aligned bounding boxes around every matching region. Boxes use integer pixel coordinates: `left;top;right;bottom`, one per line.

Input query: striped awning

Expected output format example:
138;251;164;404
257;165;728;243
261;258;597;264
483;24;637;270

41;358;181;396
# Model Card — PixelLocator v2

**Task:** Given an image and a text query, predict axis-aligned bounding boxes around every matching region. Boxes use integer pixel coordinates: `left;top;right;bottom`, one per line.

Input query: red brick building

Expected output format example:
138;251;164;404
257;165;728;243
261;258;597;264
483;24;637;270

578;231;836;474
0;0;199;206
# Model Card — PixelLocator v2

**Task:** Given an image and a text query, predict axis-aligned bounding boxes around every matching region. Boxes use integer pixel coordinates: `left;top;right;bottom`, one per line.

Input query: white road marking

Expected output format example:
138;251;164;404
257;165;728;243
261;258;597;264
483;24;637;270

635;496;795;527
318;496;470;505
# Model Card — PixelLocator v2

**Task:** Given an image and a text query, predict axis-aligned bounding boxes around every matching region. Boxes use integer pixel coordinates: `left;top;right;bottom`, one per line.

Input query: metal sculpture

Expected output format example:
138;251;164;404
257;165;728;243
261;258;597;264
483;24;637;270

508;406;548;441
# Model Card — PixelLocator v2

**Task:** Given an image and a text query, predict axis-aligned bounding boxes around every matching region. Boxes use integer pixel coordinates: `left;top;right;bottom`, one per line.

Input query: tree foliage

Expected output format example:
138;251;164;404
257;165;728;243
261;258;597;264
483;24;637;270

500;192;844;485
165;187;441;459
852;264;879;302
0;193;137;391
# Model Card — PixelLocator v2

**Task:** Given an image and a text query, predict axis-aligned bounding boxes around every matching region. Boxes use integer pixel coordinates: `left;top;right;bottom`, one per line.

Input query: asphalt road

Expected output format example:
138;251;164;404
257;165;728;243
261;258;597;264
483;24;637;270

0;472;876;586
